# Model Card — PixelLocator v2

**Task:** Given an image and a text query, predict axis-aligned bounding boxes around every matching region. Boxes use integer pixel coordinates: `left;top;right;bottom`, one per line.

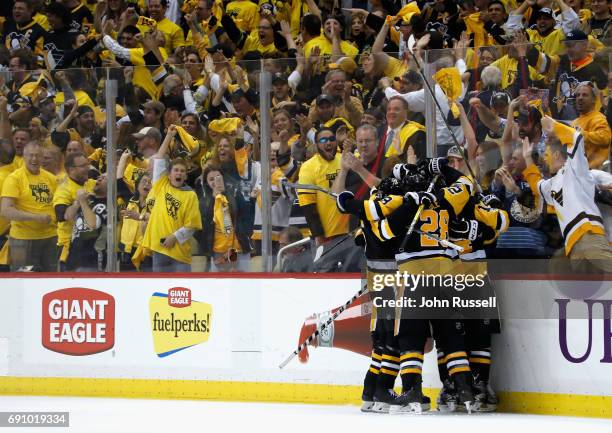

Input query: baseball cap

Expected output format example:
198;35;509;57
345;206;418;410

272;72;288;85
447;146;464;159
516;105;543;124
76;105;94;116
142;100;165;114
394;70;422;85
563;29;588;41
132;126;162;142
535;7;554;19
206;43;234;59
316;94;335;106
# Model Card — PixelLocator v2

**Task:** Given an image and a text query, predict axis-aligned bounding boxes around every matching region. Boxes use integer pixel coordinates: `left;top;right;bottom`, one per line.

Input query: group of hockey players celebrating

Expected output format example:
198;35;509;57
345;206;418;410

335;156;510;414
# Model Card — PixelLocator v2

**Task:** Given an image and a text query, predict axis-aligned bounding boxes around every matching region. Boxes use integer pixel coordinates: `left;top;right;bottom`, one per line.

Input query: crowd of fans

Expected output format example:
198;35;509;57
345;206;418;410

0;0;610;272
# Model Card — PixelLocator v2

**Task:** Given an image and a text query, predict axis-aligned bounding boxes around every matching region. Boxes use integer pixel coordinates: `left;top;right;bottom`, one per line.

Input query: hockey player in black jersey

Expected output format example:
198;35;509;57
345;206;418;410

436;193;509;412
335;175;406;413
372;158;477;414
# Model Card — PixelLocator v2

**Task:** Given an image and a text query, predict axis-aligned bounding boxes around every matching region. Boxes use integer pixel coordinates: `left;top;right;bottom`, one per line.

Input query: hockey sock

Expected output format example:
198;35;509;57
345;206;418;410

377;348;400;391
468;348;491;382
363;348;382;397
399;351;424;392
445;351;471;377
437;350;449;383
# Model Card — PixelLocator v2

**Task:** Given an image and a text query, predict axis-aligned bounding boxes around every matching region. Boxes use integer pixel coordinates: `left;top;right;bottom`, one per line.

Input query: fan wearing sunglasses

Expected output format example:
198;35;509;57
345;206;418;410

297;128;349;247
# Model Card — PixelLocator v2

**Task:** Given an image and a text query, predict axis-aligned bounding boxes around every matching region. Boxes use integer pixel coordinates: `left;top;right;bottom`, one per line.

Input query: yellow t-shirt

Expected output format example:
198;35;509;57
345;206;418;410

226;0;260;33
303;35;359;59
123;162;149;193
52;177;96;246
297;153;348;238
526;28;565;57
384;56;409;80
156;18;185;53
242;32;278;56
140;175;202;264
0;166;12;236
1;166;57;240
491;55;545;89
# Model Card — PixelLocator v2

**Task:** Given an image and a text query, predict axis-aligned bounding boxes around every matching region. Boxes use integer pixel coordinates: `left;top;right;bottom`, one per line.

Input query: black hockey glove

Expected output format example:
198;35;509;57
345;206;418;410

336;190;355;213
449;219;480;241
404;191;438;208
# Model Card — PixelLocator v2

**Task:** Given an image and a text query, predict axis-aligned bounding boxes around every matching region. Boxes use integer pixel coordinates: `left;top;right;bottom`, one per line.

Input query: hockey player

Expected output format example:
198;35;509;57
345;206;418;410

436;193;509;412
345;158;477;413
334;167;406;413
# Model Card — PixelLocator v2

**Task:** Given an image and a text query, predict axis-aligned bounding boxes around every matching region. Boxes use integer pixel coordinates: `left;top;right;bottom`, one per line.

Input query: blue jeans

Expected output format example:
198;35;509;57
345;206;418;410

152;252;191;272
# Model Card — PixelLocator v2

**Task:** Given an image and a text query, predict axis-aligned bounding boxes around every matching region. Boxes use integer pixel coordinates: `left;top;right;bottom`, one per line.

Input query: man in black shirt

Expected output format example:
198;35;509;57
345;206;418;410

589;0;611;39
549;30;608;120
66;174;108;272
2;0;45;53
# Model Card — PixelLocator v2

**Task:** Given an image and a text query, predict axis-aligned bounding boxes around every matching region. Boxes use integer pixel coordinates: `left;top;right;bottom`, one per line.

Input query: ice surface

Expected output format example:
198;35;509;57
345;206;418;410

1;396;610;433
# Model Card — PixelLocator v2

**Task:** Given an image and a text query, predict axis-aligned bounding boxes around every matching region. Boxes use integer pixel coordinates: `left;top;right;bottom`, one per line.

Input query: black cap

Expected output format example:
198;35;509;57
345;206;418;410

394;70;422;84
517;105;542;124
564;29;588;41
77;105;94;116
316;94;334;106
272;72;288;85
535;7;554;19
206;43;234;59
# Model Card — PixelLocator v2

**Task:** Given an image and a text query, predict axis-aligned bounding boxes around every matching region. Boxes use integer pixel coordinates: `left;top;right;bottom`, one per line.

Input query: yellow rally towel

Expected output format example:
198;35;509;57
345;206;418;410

19;70;54;104
208;117;243;134
131;244;152;270
0;240;9;266
387;2;420;25
464;13;489;49
174;125;201;158
433;67;462;118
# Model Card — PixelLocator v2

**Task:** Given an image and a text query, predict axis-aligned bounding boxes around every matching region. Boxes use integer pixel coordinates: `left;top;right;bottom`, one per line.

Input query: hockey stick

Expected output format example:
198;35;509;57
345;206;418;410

282;180;339;198
398;175;439;253
413;228;464;252
404;36;483;194
279;282;368;369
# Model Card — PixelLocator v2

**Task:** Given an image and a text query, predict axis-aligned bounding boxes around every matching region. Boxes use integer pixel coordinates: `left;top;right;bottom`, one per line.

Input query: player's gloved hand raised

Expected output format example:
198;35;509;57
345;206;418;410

417;157;448;176
392;163;417;180
449;219;480;241
479;193;502;209
336;190;354;213
404;191;438;207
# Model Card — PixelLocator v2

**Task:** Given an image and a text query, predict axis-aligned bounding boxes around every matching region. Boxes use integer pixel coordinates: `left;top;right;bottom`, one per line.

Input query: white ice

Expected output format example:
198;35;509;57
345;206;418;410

1;396;611;433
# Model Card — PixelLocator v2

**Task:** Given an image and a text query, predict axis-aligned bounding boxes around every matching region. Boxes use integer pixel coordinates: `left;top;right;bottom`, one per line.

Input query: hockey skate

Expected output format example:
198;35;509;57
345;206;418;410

371;389;398;413
436;379;458;412
389;385;428;414
453;372;475;413
473;380;498;412
360;391;376;412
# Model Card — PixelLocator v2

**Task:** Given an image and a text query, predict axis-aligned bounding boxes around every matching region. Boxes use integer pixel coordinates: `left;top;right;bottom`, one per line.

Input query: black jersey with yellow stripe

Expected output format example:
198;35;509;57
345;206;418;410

339;191;404;262
375;176;475;265
454;198;510;261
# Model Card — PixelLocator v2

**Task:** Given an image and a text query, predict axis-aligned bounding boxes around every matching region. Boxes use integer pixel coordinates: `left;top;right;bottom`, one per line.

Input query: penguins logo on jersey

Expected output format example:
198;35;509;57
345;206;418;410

550;188;564;206
165;193;181;220
30;183;52;204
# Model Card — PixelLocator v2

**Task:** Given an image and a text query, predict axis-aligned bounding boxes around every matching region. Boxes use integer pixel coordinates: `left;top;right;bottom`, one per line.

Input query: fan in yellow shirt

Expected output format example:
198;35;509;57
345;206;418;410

0;142;58;271
297;127;349;245
147;0;186;53
226;0;259;32
136;126;202;271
